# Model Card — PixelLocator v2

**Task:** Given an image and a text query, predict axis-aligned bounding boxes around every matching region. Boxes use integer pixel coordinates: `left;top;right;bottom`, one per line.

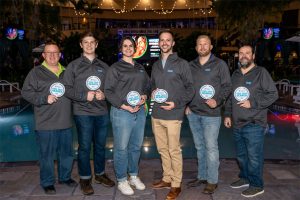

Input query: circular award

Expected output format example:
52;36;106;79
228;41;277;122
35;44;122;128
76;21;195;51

126;91;141;106
153;89;168;103
234;87;250;102
86;76;101;91
49;82;65;97
199;85;215;100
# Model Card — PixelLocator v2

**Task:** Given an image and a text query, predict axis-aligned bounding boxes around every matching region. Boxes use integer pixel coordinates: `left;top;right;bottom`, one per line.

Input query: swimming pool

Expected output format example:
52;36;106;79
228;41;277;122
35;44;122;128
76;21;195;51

0;102;299;162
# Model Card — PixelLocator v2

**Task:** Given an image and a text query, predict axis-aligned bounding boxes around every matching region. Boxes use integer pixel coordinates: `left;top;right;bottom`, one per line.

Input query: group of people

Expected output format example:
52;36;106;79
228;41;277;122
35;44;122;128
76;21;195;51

22;30;278;200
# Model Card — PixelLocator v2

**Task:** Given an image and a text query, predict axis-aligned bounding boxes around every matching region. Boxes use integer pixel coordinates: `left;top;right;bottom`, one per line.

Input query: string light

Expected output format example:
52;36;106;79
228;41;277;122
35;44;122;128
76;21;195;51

150;0;177;15
111;0;142;14
71;0;213;15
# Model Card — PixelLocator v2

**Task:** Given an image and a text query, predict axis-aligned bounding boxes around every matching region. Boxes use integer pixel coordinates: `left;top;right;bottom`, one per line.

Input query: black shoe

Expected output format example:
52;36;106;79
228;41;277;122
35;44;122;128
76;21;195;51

187;179;207;188
43;185;56;195
95;174;115;187
59;178;78;187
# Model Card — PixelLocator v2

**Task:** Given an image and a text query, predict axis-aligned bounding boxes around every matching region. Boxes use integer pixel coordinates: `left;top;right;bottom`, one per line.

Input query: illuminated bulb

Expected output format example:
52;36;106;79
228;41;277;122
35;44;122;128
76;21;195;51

144;147;149;152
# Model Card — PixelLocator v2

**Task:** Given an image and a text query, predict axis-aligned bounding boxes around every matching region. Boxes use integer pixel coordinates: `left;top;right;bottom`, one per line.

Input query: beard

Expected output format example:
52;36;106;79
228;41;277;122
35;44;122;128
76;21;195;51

160;45;173;54
199;50;210;57
239;58;253;69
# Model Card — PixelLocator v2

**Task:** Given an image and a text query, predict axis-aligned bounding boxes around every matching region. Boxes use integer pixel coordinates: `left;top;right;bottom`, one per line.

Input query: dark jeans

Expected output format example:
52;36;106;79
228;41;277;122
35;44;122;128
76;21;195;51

74;114;109;179
233;123;265;188
36;128;74;187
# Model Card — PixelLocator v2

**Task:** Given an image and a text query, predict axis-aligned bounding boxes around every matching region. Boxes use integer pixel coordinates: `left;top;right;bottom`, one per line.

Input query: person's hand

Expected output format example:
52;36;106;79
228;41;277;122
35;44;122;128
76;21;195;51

160;101;175;110
237;100;251;108
205;99;217;108
47;95;58;104
95;90;105;100
224;117;232;128
87;91;95;101
185;106;191;115
121;104;140;113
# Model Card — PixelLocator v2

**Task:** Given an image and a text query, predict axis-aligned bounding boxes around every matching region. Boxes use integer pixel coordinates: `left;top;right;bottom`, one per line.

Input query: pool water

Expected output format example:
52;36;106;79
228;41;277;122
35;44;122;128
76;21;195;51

0;102;299;162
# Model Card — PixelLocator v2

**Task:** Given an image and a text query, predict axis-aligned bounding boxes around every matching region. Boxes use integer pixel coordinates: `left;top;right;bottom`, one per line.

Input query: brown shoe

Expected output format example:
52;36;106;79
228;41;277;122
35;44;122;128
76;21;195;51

203;183;218;194
166;187;181;200
95;174;115;187
80;179;94;195
152;180;171;189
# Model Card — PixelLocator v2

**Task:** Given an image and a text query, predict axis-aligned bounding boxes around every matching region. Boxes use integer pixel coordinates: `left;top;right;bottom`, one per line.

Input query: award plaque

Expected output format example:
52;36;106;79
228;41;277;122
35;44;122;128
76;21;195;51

126;91;141;106
234;86;250;101
153;89;168;103
86;76;101;91
199;84;215;100
49;82;65;97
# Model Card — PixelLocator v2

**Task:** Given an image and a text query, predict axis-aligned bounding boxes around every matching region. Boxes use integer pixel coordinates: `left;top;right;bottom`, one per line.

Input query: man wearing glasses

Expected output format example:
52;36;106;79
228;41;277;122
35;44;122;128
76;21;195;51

22;41;77;195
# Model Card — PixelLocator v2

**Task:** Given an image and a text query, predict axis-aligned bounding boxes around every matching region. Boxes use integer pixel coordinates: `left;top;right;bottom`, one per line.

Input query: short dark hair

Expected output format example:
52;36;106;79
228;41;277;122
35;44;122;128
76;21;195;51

119;36;136;52
80;31;99;43
158;29;174;40
43;40;60;52
239;43;255;54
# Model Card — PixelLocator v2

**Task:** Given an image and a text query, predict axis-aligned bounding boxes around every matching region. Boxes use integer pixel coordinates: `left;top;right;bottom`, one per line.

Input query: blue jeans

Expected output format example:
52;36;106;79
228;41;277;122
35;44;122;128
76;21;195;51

35;128;74;187
74;114;109;179
110;106;146;182
233;123;265;189
187;112;221;184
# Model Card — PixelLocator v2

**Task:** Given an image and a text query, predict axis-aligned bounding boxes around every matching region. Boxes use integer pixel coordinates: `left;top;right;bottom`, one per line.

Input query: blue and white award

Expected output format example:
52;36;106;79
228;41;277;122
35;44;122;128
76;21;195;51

199;84;215;99
126;91;141;106
234;86;250;101
49;82;65;97
86;76;101;91
153;89;168;103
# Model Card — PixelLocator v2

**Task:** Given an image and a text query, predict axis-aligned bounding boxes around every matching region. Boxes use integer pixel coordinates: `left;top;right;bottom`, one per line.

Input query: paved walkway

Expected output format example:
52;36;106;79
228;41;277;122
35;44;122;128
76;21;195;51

0;159;299;200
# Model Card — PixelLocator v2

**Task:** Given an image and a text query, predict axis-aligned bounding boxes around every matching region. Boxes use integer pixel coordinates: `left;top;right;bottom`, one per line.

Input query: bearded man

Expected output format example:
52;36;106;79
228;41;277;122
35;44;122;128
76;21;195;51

224;44;278;198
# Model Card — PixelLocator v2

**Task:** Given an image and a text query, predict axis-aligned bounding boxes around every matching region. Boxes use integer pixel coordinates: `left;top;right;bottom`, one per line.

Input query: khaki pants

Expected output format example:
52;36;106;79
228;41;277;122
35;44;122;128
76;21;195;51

152;117;183;187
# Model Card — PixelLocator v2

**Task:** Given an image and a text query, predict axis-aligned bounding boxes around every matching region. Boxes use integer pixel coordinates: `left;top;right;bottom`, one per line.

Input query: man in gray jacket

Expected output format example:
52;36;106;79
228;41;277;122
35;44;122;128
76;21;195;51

224;44;278;198
151;30;194;200
22;41;77;195
63;32;115;195
186;35;231;194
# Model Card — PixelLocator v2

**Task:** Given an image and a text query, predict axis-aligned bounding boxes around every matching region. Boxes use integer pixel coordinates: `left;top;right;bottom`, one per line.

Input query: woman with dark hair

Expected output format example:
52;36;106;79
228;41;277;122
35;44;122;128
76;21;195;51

63;31;115;195
105;36;150;196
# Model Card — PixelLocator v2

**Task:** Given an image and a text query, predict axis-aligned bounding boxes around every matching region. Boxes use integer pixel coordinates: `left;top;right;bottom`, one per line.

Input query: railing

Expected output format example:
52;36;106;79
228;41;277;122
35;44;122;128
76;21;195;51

0;80;20;92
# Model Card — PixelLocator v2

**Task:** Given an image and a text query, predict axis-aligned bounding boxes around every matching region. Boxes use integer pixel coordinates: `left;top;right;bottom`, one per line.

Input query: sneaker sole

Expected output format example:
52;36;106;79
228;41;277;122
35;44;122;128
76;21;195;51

241;190;264;198
117;187;134;195
130;183;146;190
230;184;249;189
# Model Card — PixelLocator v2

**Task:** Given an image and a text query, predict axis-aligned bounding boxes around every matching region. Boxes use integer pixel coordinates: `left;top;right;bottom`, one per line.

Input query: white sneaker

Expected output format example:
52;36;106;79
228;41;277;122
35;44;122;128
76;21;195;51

129;176;146;190
118;180;134;195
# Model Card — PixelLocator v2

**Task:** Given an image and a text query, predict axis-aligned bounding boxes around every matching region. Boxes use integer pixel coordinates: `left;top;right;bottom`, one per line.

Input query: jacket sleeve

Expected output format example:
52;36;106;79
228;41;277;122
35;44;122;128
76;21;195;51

250;68;278;109
150;64;157;93
224;93;233;117
21;70;48;106
215;61;232;106
104;67;123;108
174;61;195;108
63;63;87;102
142;70;151;97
